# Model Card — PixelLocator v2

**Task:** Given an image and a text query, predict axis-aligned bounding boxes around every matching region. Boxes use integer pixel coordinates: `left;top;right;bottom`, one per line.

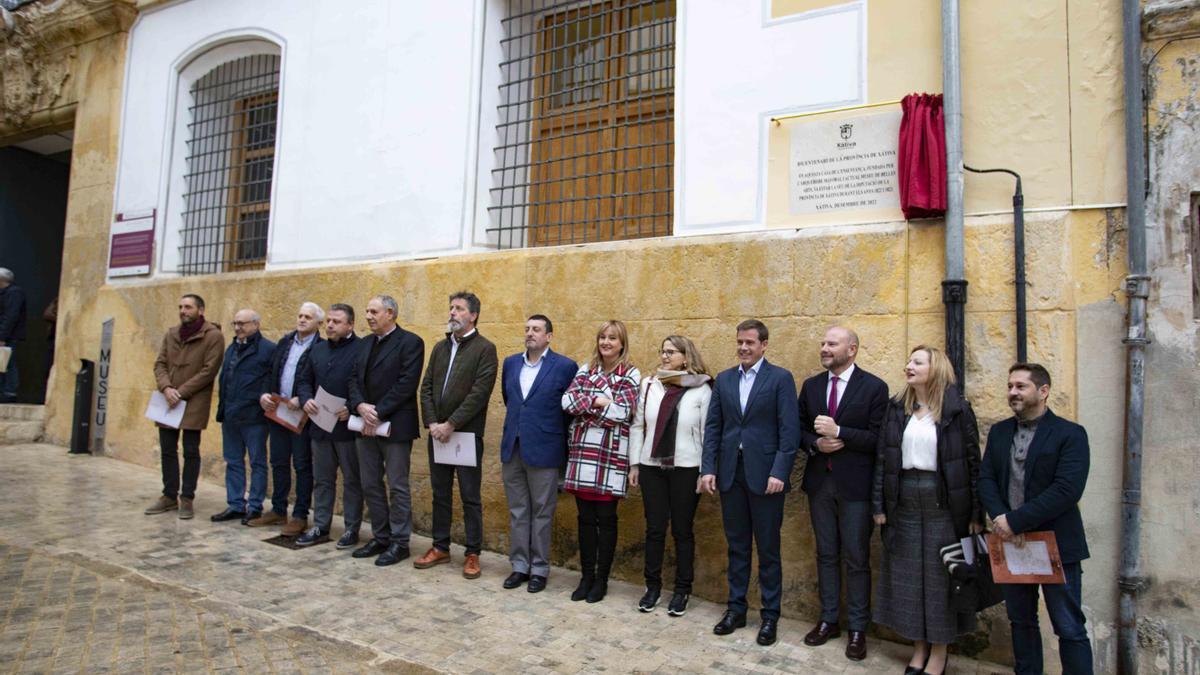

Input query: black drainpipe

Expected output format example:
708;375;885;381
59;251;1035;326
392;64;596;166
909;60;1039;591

964;166;1026;362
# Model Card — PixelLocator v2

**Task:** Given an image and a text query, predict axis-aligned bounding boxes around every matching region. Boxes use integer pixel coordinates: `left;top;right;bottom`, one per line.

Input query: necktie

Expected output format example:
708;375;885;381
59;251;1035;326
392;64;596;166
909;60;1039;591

826;375;839;472
828;375;839;418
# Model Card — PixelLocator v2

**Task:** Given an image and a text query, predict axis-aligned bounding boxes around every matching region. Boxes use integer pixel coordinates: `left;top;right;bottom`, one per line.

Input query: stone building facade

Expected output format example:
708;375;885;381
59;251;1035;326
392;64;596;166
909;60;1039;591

1;0;1196;671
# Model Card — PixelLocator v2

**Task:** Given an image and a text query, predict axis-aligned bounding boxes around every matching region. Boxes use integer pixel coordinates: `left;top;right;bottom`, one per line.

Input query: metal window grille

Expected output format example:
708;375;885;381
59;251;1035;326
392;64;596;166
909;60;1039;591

179;54;280;275
489;0;675;248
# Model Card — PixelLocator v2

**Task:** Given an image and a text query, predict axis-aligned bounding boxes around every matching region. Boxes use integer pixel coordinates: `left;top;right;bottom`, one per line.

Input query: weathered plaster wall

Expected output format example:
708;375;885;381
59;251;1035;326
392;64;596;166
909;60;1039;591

1137;12;1200;672
43;209;1125;665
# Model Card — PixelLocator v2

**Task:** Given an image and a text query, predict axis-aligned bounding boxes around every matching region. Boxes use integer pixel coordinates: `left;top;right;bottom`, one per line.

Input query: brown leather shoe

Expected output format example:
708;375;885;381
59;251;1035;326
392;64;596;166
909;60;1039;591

845;630;867;660
803;621;841;646
247;512;286;527
463;553;481;579
178;498;194;520
143;496;178;515
413;547;451;569
281;518;308;537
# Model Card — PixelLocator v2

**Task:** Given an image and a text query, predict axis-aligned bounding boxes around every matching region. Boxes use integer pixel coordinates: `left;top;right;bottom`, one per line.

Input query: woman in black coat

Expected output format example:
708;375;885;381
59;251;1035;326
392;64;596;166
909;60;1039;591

872;345;982;675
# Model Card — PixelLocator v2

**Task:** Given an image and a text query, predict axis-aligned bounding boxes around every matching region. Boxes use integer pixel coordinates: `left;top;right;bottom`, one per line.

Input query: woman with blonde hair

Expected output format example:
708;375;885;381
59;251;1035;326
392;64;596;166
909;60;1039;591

628;335;712;616
872;345;982;675
561;320;641;603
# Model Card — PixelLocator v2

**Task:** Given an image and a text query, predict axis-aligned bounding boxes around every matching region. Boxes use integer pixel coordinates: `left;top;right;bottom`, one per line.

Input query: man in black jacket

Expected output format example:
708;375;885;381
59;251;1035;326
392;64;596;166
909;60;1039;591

979;363;1093;675
295;304;363;548
0;267;27;403
347;295;425;566
797;326;889;661
253;302;323;534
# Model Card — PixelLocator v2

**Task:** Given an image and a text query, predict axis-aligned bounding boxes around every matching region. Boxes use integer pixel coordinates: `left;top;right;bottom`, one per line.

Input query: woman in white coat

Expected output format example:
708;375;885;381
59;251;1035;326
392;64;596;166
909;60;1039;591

629;335;712;617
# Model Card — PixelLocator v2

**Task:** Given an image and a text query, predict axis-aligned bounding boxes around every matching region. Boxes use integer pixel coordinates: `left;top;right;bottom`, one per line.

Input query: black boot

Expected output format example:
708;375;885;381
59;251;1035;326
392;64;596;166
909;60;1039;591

573;502;598;602
588;504;618;603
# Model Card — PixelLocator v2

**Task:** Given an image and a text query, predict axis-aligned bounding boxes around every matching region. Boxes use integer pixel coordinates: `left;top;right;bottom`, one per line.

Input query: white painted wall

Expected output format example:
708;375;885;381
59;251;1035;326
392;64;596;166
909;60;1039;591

113;0;866;274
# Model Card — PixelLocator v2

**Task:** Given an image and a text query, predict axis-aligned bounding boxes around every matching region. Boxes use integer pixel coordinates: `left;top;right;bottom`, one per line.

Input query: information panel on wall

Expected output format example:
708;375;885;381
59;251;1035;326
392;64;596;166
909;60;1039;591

788;110;902;215
108;209;155;277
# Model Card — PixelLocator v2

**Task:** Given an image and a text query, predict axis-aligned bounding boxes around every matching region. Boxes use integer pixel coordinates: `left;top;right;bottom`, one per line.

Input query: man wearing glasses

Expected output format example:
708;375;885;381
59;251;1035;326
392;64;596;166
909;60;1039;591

211;309;276;525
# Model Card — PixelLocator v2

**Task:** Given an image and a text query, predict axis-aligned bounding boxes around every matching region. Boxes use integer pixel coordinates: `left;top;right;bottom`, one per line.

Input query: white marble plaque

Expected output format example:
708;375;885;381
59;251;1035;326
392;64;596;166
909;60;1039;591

789;110;902;215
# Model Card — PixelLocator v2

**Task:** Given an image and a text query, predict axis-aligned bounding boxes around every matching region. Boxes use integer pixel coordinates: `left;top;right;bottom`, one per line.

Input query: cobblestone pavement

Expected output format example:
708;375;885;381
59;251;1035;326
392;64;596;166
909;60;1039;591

0;444;1010;674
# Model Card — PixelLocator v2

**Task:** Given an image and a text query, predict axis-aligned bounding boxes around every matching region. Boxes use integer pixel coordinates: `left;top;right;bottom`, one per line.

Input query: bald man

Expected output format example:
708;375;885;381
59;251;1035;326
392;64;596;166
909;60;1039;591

797;326;889;661
212;309;276;525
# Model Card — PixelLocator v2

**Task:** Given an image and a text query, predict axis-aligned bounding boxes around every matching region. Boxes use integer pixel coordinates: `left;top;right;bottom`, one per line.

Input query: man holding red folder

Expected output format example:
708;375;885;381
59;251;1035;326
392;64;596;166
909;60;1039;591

979;363;1094;675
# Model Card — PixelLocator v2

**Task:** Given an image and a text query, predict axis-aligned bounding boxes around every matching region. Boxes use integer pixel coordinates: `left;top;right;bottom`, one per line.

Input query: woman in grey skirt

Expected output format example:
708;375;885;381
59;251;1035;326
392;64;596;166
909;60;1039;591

872;345;982;675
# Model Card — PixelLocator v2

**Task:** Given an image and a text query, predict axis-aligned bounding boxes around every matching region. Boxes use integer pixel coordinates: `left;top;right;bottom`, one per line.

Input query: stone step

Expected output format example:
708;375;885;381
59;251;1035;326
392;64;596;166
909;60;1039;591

0;420;43;444
0;404;45;422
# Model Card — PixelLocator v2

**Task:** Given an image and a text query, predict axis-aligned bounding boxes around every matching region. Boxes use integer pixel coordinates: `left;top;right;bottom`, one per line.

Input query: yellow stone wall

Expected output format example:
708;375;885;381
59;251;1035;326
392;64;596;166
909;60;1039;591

44;207;1125;662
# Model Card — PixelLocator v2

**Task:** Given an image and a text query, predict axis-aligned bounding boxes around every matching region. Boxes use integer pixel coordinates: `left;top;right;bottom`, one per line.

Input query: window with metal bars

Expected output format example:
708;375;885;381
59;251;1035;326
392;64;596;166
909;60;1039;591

490;0;675;248
178;53;280;275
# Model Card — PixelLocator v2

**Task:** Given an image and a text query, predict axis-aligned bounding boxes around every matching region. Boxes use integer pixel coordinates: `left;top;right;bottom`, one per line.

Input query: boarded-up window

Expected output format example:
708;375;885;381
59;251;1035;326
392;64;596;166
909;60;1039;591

490;0;675;248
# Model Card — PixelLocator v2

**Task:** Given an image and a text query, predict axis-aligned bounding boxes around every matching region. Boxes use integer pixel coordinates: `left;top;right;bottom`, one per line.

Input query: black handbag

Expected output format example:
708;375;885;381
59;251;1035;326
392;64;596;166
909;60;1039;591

971;535;1004;611
941;535;1004;613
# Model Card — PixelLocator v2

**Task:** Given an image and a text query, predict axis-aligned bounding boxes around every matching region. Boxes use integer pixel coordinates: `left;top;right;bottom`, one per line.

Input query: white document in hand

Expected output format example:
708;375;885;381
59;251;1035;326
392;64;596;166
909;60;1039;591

271;400;305;430
348;415;391;437
311;386;347;433
433;432;477;466
145;391;186;429
1003;540;1054;576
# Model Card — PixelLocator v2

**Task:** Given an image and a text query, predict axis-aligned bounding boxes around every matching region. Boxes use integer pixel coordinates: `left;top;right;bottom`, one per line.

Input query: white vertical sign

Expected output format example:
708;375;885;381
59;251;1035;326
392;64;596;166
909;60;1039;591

92;318;114;455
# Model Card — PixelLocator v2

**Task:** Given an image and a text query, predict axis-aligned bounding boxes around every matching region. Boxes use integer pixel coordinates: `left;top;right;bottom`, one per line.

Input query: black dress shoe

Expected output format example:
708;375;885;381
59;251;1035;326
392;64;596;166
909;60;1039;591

503;572;530;589
210;508;245;523
904;667;924;675
335;530;359;550
757;618;778;646
240;510;262;526
803;620;841;646
351;539;388;558
375;542;410;566
713;610;747;635
527;575;547;593
846;630;868;661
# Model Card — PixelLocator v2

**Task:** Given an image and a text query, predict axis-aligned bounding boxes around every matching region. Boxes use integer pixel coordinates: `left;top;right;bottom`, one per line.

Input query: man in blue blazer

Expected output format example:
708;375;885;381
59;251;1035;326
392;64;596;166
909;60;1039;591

978;363;1093;675
498;315;577;593
701;319;800;646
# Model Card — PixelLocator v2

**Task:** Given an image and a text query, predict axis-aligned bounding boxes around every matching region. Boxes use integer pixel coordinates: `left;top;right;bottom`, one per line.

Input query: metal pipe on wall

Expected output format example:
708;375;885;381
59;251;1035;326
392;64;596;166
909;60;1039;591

941;0;968;390
1118;0;1150;671
964;166;1026;362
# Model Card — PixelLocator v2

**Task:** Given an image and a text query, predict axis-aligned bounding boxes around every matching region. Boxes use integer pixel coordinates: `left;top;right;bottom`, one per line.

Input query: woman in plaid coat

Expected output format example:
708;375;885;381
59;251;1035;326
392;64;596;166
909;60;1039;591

561;320;641;604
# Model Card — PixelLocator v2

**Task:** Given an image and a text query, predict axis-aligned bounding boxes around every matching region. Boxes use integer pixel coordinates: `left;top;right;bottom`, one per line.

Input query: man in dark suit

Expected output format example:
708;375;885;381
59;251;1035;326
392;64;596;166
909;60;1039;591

416;291;498;579
797;326;888;660
347;295;425;567
498;314;577;593
978;363;1093;675
701;319;800;646
0;267;27;403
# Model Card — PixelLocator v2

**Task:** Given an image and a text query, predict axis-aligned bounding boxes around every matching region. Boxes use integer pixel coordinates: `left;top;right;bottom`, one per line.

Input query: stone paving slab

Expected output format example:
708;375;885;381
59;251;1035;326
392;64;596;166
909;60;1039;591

0;444;1012;674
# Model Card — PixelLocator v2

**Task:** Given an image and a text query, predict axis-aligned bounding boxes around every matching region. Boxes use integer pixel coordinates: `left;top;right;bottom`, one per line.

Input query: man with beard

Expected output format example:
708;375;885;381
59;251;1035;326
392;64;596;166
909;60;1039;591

253;302;324;535
979;363;1094;675
145;294;225;519
416;291;498;579
796;326;888;660
295;303;363;548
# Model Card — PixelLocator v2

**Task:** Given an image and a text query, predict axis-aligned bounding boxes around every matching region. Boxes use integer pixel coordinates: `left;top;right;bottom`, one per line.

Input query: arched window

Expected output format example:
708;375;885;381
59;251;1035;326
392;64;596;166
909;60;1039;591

178;51;280;275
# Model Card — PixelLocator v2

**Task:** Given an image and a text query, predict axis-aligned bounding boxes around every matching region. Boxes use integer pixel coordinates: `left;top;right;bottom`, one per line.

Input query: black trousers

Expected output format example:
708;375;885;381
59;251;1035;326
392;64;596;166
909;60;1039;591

639;465;700;593
808;474;873;630
159;427;201;500
576;497;618;580
428;437;485;555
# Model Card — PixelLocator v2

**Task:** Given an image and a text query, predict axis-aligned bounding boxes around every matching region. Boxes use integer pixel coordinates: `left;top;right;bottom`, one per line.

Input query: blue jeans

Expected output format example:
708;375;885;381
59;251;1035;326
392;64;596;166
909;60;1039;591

222;422;269;512
268;423;312;518
0;347;18;402
1002;561;1094;675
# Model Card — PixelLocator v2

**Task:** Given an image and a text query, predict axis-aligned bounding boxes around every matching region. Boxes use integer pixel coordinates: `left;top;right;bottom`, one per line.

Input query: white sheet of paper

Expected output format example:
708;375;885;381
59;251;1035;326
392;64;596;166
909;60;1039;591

0;346;10;373
311;386;347;433
144;391;186;429
271;400;305;429
961;536;977;566
433;432;477;466
1003;540;1053;576
348;415;391;437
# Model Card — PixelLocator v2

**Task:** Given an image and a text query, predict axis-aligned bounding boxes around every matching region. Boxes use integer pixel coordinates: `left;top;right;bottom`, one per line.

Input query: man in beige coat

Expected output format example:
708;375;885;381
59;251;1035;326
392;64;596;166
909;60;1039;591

144;293;225;520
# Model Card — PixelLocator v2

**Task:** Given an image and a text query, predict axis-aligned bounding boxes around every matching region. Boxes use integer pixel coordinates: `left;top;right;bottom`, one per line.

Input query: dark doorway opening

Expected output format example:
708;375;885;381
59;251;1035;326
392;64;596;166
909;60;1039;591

0;131;71;404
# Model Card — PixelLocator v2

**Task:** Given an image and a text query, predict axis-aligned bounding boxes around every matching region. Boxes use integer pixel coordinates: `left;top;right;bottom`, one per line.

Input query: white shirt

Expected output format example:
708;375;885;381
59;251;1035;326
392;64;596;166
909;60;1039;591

443;328;477;395
279;331;315;398
520;348;548;399
738;357;764;414
376;325;397;342
901;413;938;471
824;363;855;438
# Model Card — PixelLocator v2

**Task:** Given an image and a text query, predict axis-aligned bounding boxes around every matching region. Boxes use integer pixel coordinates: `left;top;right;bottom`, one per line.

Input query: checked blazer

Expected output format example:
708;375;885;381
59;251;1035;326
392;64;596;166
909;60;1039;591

560;362;641;498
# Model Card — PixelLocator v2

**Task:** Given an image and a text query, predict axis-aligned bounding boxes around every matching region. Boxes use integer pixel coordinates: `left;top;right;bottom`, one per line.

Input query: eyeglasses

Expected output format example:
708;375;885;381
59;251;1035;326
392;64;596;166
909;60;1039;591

660;349;682;357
